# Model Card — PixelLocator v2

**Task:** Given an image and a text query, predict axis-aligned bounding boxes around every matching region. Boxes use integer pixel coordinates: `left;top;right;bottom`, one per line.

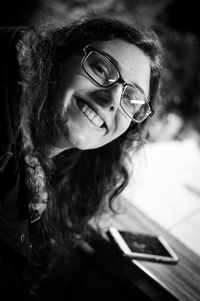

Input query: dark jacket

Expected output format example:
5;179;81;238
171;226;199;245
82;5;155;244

0;26;31;289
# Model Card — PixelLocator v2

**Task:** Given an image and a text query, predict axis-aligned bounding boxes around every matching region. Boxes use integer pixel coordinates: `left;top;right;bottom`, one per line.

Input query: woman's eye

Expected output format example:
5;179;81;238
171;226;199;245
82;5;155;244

94;64;104;73
92;63;108;77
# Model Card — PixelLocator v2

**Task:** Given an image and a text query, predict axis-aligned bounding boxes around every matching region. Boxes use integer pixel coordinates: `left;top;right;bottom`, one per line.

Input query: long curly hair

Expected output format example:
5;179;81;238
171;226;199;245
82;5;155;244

17;16;163;259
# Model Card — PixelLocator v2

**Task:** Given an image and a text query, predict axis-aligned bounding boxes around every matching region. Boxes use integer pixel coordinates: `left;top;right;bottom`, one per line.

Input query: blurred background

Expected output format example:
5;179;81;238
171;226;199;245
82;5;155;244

1;0;200;255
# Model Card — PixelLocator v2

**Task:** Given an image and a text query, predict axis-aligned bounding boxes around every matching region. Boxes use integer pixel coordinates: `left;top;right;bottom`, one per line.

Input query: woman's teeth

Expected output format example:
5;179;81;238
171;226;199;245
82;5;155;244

80;103;104;128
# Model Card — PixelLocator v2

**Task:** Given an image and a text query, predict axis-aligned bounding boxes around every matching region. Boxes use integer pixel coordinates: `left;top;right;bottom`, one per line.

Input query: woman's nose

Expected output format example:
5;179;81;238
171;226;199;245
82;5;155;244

94;84;123;112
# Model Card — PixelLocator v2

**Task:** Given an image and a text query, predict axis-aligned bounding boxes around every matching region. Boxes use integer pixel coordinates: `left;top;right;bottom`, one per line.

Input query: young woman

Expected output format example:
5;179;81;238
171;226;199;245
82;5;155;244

0;16;163;293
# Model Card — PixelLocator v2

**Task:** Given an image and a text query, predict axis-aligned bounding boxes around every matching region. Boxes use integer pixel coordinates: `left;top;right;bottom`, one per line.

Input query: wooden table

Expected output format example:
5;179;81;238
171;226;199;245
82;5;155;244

31;195;200;300
97;196;200;301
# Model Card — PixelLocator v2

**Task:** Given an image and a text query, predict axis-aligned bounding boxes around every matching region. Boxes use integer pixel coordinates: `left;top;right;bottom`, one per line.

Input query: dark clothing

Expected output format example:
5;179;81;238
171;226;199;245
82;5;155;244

0;27;31;289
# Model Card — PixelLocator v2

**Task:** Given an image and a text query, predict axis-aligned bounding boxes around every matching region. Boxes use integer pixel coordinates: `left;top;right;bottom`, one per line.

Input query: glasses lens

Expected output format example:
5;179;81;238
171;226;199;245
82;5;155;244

121;85;150;122
83;51;119;86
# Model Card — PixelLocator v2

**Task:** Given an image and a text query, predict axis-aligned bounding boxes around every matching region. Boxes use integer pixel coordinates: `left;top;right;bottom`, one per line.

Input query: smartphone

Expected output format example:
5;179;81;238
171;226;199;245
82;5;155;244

107;227;179;264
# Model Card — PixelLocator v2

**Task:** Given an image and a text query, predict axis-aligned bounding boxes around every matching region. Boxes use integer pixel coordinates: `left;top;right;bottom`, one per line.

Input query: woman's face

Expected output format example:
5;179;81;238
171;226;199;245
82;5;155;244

53;39;151;154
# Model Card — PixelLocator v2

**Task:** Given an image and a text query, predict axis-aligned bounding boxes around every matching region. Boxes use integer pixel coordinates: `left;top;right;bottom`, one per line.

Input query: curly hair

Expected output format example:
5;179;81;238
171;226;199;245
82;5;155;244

17;16;163;259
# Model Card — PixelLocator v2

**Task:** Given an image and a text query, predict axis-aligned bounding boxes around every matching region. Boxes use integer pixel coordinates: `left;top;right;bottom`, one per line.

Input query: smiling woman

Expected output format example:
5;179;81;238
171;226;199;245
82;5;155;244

0;16;163;296
55;39;151;151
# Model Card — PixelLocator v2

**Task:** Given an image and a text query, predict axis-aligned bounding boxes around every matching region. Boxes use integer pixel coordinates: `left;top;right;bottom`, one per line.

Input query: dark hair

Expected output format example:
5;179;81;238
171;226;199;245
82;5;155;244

18;16;163;258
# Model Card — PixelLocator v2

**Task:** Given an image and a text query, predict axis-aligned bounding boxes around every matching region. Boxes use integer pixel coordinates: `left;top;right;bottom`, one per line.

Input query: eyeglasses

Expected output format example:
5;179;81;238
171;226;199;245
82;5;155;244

81;45;154;123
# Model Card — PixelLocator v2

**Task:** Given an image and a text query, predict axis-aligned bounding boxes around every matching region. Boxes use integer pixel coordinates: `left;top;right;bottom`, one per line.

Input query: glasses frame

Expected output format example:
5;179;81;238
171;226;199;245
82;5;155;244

81;45;154;123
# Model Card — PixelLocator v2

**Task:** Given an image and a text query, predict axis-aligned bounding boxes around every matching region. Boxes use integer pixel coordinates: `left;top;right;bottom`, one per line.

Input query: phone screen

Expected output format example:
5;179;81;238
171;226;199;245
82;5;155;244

107;228;179;263
119;231;171;257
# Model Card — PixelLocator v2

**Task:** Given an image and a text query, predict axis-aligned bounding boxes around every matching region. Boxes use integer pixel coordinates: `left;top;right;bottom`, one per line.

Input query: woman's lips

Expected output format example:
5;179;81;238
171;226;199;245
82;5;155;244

76;97;106;129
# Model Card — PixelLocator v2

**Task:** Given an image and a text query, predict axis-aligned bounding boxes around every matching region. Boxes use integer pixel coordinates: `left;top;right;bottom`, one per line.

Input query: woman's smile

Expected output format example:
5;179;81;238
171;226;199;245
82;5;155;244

76;97;106;129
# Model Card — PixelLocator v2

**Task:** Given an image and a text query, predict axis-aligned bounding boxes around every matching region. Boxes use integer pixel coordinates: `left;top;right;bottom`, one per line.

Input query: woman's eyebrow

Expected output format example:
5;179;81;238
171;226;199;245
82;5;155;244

99;50;122;71
132;82;147;98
